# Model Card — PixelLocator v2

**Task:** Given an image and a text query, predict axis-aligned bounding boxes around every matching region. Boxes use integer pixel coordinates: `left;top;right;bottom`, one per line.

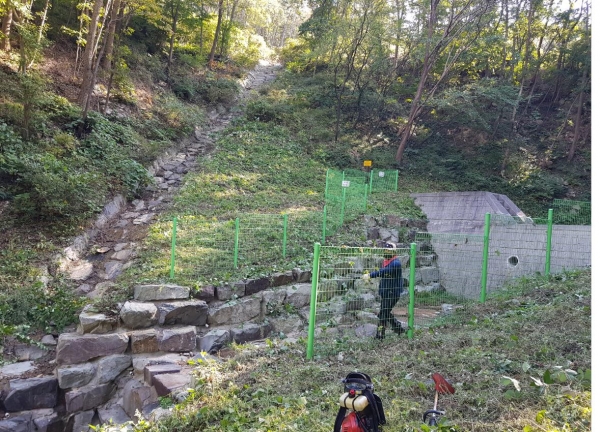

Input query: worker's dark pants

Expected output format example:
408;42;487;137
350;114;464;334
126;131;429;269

378;290;402;330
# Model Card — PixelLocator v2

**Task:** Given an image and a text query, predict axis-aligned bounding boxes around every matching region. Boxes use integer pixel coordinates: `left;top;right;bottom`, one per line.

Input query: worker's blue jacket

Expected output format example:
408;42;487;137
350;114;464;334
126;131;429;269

369;256;403;298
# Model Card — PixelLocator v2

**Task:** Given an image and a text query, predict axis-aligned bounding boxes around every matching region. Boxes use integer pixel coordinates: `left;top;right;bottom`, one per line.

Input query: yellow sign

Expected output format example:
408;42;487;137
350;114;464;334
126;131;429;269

363;160;372;167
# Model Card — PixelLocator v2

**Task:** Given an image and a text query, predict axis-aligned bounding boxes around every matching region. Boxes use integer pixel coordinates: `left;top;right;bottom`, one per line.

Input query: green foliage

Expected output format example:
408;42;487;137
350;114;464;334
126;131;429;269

0;247;85;332
197;77;240;105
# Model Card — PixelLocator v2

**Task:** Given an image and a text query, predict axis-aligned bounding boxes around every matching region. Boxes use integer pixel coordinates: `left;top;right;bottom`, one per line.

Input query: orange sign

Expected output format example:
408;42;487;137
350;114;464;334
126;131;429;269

363;160;372;167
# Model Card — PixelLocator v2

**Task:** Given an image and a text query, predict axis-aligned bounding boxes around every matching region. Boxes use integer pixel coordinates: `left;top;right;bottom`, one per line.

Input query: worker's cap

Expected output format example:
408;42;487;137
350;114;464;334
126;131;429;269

384;242;397;249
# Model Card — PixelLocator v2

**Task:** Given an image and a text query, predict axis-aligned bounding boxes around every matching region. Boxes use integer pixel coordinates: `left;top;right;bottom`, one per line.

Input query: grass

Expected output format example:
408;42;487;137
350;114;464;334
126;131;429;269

100;269;590;432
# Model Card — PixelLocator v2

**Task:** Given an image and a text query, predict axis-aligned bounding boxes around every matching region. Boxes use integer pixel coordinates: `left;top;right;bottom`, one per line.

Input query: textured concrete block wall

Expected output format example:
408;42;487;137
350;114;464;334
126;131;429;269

430;225;591;298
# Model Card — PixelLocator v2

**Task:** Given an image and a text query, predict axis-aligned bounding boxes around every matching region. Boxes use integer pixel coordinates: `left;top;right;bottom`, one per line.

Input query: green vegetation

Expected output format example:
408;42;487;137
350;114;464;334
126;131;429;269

91;270;591;431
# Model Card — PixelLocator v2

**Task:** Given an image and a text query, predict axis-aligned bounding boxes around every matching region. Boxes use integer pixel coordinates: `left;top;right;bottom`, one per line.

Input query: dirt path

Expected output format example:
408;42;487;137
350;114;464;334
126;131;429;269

58;62;282;299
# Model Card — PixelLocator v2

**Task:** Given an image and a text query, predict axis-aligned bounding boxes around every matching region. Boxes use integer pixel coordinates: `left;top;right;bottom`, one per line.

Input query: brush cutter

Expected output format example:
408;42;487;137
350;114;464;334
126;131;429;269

422;373;455;426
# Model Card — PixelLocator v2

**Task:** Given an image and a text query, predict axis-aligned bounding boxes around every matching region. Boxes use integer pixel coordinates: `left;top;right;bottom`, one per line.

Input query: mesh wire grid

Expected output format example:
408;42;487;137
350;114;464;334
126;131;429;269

172;215;236;281
313;245;409;357
552;199;591;225
369;169;398;193
411;233;481;326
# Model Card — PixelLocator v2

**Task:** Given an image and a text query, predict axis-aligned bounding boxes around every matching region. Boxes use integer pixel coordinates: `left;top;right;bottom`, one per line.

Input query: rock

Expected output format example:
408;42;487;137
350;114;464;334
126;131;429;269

113;243;129;252
41;335;57;345
420;267;440;284
207;296;261;326
133;284;190;301
78;309;118;334
56;333;129;365
284;283;312;309
197;329;231;354
96;354;132;384
111;249;133;261
122;212;140;219
158;300;208;326
158;327;196;352
65;382;116;414
68;261;94;281
76;284;94;295
103;261;124;280
192;285;215;302
0;414;31;432
292;268;312;283
143;364;181;386
97;405;130;425
87;282;115;299
245;277;270;296
130;329;159;354
271;272;294;288
216;281;246;301
133;213;155;225
32;412;64;432
14;343;50;361
231;322;273;344
131;353;187;374
57;363;96;389
120;301;158;329
2;377;58;412
122;380;158;419
0;361;36;377
152;373;191;397
355;323;378;338
68;410;95;432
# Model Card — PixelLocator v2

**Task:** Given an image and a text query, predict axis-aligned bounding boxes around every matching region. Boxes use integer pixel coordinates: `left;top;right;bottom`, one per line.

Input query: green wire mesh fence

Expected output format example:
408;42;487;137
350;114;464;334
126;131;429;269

170;211;324;282
369;169;399;193
410;233;483;326
552;199;591;225
308;245;410;358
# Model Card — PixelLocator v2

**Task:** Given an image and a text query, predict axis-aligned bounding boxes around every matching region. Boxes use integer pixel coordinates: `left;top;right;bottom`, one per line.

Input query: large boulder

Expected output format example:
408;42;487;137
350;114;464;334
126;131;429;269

120;301;158;329
134;284;190;301
158;300;208;326
158;327;196;352
65;382;116;414
95;354;132;384
207;296;261;326
130;329;159;354
2;377;58;412
57;363;97;389
56;333;129;365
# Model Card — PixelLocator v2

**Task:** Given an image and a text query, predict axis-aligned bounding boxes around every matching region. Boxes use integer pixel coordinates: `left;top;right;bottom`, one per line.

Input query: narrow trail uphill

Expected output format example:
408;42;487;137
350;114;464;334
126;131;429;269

0;61;299;432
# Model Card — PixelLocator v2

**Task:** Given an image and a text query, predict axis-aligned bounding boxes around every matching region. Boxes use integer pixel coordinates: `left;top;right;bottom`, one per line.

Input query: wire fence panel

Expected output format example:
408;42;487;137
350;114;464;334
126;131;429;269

486;215;549;292
369;169;398;193
411;233;482;327
173;216;236;281
552;199;591;225
311;246;410;358
236;214;287;267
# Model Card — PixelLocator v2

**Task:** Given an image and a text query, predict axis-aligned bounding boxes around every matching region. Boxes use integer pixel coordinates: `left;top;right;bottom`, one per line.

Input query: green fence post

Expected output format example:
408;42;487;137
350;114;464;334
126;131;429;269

369;170;374;193
325;169;330;197
340;187;347;226
307;242;321;359
407;243;416;339
322;206;327;244
234;217;240;269
282;214;288;259
545;208;554;276
363;184;368;210
480;213;491;303
170;217;177;279
394;170;399;191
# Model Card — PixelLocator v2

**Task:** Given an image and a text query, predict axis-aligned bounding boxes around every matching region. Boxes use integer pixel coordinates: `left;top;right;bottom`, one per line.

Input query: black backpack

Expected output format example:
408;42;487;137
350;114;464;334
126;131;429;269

333;372;386;432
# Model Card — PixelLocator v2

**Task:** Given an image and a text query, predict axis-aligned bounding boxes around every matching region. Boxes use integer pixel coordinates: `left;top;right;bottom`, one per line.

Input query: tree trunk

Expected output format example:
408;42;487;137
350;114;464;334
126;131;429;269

568;74;587;162
166;0;180;79
36;0;50;44
208;0;224;67
102;0;122;70
1;9;13;51
78;0;104;117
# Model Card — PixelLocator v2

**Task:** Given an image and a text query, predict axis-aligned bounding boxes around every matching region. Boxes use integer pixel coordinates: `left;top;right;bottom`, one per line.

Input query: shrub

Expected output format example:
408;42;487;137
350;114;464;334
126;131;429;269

198;77;240;105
